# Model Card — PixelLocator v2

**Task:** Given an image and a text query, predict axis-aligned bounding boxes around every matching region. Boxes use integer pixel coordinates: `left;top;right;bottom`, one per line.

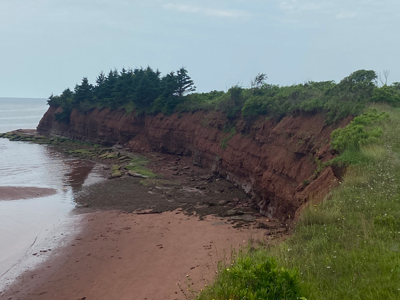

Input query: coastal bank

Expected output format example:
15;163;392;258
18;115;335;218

37;106;345;221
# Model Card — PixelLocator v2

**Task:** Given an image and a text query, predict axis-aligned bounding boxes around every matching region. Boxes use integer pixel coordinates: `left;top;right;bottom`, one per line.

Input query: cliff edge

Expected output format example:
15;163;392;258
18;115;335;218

38;107;345;221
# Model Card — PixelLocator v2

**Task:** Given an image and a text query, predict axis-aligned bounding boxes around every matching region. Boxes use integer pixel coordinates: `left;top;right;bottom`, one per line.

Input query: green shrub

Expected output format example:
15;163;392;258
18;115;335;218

149;96;183;115
216;86;246;118
331;110;389;152
241;95;268;119
175;90;226;112
324;96;365;124
370;85;400;105
198;253;303;300
297;97;325;112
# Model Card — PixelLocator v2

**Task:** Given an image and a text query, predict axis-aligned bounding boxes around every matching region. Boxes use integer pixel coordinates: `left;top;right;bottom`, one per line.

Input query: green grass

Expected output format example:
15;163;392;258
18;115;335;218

198;247;305;300
198;104;400;300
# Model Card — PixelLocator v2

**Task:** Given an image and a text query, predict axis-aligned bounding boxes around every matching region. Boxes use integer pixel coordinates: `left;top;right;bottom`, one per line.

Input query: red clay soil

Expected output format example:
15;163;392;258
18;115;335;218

1;210;265;300
38;107;347;220
0;186;57;201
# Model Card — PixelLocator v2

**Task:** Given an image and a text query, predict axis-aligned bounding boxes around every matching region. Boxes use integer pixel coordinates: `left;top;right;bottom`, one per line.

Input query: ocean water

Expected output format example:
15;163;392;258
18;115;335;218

0;98;48;133
0;98;103;289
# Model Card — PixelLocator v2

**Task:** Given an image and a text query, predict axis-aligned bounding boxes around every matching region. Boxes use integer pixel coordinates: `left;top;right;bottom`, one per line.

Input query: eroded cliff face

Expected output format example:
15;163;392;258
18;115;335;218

38;107;345;221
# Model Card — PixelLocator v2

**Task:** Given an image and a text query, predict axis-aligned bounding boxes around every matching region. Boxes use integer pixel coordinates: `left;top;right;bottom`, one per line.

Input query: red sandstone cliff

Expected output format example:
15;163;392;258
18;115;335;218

38;107;345;220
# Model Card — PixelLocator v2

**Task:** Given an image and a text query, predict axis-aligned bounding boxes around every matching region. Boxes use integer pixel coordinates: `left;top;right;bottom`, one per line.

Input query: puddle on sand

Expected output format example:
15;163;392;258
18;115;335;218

0;139;105;290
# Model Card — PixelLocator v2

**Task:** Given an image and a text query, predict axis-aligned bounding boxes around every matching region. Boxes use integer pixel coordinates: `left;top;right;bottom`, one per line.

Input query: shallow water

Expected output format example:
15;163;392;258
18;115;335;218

0;98;104;289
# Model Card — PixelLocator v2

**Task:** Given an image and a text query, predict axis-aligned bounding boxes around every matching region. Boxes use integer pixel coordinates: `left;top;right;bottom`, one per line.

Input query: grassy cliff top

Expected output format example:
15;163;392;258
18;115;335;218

48;68;400;125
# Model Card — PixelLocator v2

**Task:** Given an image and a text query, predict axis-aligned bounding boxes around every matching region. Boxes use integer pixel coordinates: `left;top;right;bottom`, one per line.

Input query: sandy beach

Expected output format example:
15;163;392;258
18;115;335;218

1;210;265;300
0;144;285;300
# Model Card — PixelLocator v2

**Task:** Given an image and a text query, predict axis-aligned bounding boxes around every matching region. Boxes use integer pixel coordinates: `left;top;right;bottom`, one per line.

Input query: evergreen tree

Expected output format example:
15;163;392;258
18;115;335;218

112;68;133;106
134;67;161;108
49;65;198;116
174;67;196;97
96;71;106;86
73;77;94;104
161;72;179;97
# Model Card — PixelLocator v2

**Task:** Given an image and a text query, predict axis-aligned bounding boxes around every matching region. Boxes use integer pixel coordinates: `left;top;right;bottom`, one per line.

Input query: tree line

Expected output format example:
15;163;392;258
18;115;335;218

48;66;196;123
48;68;400;125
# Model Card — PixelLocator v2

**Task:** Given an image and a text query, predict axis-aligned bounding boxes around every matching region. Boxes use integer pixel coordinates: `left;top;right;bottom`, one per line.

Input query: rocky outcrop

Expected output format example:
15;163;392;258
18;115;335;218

38;107;347;221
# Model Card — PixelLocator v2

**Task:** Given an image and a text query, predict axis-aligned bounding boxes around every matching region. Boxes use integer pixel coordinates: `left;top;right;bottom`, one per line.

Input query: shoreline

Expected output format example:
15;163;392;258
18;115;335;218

1;132;288;299
1;210;265;300
0;211;84;293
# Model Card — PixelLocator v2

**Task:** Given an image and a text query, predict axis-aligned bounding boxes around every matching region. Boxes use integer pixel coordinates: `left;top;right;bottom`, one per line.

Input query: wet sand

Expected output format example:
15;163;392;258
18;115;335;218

0;142;284;299
0;186;57;201
1;210;264;300
0;137;106;293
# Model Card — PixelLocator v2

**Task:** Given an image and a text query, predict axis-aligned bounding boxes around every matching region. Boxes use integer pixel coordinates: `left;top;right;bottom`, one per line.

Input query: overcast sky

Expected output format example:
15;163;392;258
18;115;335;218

1;0;399;98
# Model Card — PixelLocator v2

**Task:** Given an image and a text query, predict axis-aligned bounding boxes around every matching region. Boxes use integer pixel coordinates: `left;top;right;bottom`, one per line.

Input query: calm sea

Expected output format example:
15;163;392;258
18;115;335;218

0;98;103;289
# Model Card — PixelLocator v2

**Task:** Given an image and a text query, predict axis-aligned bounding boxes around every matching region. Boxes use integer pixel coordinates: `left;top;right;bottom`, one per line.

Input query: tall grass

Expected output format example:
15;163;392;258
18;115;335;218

273;104;400;299
198;104;400;299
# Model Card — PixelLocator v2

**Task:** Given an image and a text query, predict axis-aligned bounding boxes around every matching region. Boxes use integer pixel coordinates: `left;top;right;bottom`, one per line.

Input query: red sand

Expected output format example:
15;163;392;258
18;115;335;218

2;210;265;300
0;186;57;201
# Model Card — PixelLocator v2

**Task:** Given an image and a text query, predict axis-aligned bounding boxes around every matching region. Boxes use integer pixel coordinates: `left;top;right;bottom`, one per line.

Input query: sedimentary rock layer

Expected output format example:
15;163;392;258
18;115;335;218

38;107;346;220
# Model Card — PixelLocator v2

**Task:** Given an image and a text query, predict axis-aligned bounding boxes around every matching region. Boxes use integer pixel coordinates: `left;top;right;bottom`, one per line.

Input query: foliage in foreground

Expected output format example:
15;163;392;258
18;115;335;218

198;105;400;300
198;250;304;300
272;105;400;299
